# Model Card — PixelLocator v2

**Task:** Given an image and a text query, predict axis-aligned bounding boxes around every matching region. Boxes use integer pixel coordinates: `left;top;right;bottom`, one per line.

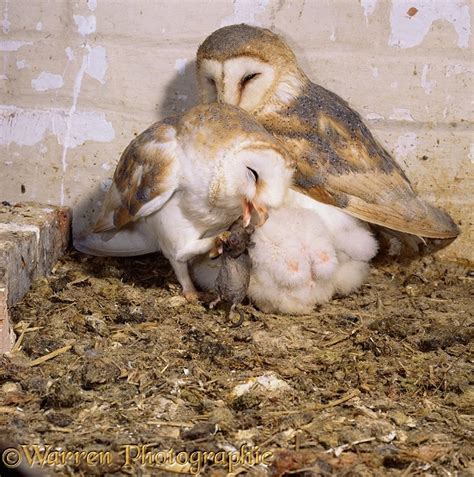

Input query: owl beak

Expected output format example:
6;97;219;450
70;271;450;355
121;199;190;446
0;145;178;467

254;203;269;226
242;199;268;227
242;199;253;227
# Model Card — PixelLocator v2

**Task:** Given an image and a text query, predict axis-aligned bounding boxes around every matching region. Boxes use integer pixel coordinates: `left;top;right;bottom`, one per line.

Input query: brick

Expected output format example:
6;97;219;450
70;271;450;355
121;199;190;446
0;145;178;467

0;203;71;353
0;288;14;355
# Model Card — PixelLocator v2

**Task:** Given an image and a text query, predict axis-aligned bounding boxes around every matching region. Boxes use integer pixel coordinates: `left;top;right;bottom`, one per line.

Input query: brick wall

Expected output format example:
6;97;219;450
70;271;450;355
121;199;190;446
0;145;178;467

1;0;472;261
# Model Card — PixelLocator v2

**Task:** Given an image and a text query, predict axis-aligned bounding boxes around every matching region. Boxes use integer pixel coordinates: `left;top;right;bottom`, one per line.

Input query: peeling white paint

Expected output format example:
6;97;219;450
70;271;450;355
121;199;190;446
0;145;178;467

371;66;379;79
101;162;112;171
86;45;107;83
395;132;418;158
421;64;436;94
73;15;96;36
0;40;32;52
220;0;269;27
35;21;42;31
87;0;97;11
366;112;384;121
389;0;471;49
60;45;92;204
468;144;474;164
389;108;414;121
330;26;336;42
442;94;452;119
0;105;114;148
445;63;469;77
16;59;27;69
360;0;378;22
31;72;64;92
100;178;112;192
174;58;188;76
65;47;75;61
390;81;398;88
2;0;10;34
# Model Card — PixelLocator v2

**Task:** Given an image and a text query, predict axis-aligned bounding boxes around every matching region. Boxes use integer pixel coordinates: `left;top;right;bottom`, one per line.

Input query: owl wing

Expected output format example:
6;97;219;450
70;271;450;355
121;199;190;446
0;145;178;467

93;122;181;233
267;83;459;239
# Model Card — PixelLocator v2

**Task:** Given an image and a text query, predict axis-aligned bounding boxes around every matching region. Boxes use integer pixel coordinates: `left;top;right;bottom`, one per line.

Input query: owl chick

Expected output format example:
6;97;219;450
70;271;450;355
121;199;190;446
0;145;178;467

74;103;293;302
248;206;377;314
196;24;459;240
191;205;377;315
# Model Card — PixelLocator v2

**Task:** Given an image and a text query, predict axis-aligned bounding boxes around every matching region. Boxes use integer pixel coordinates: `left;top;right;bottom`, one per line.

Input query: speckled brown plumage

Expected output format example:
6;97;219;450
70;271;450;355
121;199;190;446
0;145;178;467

197;23;296;66
94;103;292;233
111;123;175;227
197;24;459;239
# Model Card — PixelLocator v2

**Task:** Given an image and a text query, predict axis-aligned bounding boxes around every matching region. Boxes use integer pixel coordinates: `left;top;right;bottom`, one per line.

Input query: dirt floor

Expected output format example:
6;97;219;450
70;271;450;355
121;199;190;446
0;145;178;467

1;250;472;476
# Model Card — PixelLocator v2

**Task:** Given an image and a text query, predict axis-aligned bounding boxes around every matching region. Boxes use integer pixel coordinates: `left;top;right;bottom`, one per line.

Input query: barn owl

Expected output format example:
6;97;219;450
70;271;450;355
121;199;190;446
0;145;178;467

74;103;293;301
191;205;377;315
196;24;459;240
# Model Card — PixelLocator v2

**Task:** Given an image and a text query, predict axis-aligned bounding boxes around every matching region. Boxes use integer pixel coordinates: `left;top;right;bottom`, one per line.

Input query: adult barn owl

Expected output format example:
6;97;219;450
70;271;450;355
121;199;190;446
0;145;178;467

75;103;293;301
196;24;459;240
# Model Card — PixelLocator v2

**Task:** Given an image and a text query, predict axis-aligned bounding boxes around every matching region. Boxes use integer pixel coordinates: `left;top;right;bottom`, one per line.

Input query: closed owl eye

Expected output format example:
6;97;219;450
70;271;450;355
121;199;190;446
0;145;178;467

247;167;259;182
241;72;259;86
205;77;217;100
206;77;217;91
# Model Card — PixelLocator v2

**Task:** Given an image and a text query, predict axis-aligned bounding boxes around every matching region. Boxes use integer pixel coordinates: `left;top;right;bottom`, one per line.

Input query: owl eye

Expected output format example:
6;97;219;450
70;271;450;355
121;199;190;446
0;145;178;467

247;167;259;182
205;77;217;100
206;77;217;91
241;72;259;86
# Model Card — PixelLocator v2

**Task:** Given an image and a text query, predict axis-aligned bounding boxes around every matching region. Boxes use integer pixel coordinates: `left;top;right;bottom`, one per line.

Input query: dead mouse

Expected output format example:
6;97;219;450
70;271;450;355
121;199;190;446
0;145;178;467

210;219;254;326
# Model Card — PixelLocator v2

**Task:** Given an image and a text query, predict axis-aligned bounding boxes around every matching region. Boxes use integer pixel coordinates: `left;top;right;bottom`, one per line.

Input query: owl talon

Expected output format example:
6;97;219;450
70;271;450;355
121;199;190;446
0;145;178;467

184;291;215;304
184;291;200;303
209;231;232;258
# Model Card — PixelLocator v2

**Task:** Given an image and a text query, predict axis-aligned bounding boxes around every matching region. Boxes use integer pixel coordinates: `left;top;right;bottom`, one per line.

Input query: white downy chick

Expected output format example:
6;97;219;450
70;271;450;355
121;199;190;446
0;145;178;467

247;208;338;314
191;202;378;315
286;190;378;295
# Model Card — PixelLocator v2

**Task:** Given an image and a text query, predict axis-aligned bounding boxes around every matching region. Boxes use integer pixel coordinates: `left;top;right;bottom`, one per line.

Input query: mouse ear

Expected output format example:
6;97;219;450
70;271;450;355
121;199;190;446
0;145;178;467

248;241;256;249
246;224;256;234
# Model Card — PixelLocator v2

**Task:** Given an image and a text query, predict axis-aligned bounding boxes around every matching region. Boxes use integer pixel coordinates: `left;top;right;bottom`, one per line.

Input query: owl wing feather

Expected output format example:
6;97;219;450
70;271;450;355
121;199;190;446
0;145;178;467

263;83;459;239
93;122;180;233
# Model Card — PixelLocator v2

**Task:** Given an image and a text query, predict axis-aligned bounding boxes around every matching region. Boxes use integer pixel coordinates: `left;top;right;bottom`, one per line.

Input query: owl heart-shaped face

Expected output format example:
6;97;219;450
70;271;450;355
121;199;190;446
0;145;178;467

198;57;277;111
196;24;303;112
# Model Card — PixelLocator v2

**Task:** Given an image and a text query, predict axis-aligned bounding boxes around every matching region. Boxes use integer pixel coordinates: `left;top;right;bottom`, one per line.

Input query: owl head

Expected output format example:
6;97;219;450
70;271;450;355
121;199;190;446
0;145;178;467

196;24;306;113
229;139;293;225
180;103;294;226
